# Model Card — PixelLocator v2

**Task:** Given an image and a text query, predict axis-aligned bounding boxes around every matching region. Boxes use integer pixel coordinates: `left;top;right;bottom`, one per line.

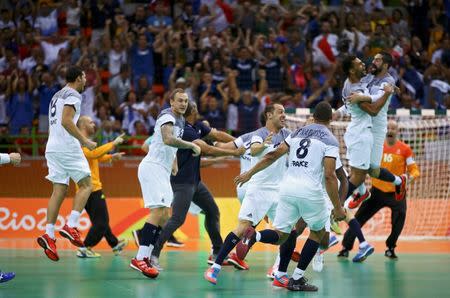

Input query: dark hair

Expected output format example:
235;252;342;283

342;54;357;76
169;88;185;101
379;51;393;68
313;101;332;122
263;103;276;121
65;66;83;83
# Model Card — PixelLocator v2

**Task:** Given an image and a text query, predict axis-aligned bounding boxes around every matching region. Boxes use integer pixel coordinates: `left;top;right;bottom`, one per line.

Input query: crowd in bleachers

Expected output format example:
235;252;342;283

0;0;448;156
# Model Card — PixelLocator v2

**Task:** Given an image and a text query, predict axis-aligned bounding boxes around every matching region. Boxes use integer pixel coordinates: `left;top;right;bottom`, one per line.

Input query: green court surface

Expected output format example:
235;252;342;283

1;250;449;298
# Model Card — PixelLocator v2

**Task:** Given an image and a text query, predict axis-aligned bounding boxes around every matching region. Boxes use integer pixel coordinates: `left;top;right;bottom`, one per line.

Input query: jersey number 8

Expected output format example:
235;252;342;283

296;138;311;159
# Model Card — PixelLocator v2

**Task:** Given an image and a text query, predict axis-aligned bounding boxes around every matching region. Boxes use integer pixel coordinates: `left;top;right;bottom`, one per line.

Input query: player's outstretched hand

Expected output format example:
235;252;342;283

9;152;21;165
191;143;201;156
113;133;126;145
111;152;125;161
84;139;97;150
332;207;347;222
234;171;251;187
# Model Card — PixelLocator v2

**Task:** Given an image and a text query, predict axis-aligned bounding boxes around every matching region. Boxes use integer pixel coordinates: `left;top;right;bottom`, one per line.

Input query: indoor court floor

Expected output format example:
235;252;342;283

1;248;449;298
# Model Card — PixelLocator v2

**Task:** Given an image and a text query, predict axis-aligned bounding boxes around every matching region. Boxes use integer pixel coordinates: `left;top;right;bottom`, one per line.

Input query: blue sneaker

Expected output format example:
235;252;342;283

0;271;15;283
204;267;220;285
352;244;374;262
329;234;339;248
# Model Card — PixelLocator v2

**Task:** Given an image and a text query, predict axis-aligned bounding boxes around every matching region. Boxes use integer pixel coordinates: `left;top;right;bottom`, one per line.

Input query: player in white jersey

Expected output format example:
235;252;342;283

37;66;97;262
204;103;290;284
347;52;407;206
232;102;346;291
130;88;201;279
232;131;254;202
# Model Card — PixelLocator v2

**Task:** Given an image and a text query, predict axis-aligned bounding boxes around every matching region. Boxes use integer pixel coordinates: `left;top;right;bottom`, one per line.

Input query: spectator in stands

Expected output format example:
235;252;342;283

37;70;59;133
129;33;154;90
109;64;131;108
7;72;34;134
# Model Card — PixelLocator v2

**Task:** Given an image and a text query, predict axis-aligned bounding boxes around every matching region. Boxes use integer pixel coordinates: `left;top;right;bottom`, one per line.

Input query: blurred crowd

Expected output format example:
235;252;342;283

0;0;449;156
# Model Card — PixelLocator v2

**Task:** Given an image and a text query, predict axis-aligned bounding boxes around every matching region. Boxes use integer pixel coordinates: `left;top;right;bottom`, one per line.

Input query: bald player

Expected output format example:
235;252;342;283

75;116;128;258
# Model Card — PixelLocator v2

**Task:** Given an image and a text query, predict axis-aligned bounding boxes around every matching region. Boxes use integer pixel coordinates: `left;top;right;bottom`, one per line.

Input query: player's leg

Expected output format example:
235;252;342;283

385;191;407;259
152;184;195;262
192;182;223;257
77;190;104;258
37;182;67;261
344;191;384;262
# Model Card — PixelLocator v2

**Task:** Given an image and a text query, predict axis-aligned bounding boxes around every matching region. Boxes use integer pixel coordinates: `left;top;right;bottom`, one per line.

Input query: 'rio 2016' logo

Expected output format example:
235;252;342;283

0;207;91;232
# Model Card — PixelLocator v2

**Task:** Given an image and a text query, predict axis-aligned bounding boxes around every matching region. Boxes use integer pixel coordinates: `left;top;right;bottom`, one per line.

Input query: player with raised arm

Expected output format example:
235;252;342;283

203;103;290;284
130;88;201;279
233;102;347;291
37;66;97;262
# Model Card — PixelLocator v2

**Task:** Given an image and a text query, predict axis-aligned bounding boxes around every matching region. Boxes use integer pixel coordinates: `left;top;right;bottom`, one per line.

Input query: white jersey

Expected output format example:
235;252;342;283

45;86;83;154
141;108;185;173
247;127;291;187
366;73;396;135
284;123;340;199
233;131;254;174
342;78;372;135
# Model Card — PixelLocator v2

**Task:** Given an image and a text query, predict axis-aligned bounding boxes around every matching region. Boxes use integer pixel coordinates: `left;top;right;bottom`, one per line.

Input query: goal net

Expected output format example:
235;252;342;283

285;113;450;240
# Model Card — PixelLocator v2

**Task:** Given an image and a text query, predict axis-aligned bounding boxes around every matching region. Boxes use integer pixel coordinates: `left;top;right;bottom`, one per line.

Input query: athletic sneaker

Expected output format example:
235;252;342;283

130;257;159;279
337;249;349;258
353;244;374;262
227;252;249;270
312;252;324;272
287;277;318;292
395;174;407;201
166;235;185;248
385;248;398;259
150;256;163;271
236;227;256;260
266;266;275;279
59;224;84;247
207;254;231;266
328;234;339;249
273;274;289;288
77;247;101;258
348;190;371;209
0;271;15;283
204;267;220;285
132;229;141;247
330;219;342;235
291;250;300;262
112;239;128;255
37;234;59;261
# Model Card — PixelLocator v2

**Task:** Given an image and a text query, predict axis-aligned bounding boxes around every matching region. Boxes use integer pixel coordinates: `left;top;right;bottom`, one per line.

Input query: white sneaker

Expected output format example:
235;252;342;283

312;252;323;272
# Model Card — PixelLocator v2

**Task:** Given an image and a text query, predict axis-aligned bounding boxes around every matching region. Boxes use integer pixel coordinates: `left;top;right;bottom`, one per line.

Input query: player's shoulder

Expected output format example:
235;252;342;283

280;127;292;138
157;108;184;124
60;86;81;101
292;124;338;147
252;127;269;138
397;140;412;153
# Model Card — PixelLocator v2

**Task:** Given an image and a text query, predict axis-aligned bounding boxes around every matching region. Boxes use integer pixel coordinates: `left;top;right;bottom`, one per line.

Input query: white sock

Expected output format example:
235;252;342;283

212;263;221;270
275;271;287;278
79;247;87;251
67;210;81;228
147;244;155;259
315;248;321;256
255;231;261;242
136;245;150;260
359;241;369;248
394;176;402;185
46;224;55;239
357;183;367;194
292;268;305;280
272;253;280;268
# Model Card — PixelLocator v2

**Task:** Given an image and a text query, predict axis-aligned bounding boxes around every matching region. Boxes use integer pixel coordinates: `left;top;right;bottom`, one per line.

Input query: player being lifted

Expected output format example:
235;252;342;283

346;52;407;208
234;102;347;292
37;66;97;261
204;103;291;284
130;89;200;279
